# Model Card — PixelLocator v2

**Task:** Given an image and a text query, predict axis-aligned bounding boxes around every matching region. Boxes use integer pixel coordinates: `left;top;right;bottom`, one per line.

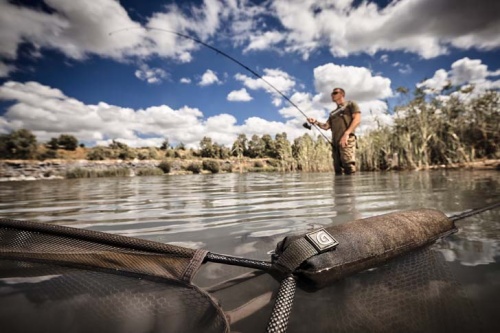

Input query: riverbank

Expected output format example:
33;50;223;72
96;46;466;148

0;158;498;182
0;158;272;182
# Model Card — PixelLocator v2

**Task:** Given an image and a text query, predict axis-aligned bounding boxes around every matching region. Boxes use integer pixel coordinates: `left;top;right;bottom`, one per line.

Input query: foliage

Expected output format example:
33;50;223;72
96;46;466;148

0;129;38;159
46;134;78;151
2;87;498;173
46;137;59;150
357;88;500;170
58;134;79;151
160;139;170;150
202;160;220;173
200;136;230;159
65;167;130;178
87;146;113;160
186;162;202;174
157;160;172;173
232;133;247;158
247;134;265;158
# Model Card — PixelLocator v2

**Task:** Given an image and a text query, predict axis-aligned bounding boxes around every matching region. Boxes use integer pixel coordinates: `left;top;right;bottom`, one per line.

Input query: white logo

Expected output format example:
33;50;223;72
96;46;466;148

316;230;334;245
306;229;339;253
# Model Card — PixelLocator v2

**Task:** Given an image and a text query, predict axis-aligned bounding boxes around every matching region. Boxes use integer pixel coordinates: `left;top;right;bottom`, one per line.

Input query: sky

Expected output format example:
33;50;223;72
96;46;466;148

0;0;499;149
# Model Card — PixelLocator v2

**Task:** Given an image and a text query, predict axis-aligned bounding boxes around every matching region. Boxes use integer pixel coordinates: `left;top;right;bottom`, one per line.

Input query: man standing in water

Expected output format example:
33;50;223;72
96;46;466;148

307;88;361;175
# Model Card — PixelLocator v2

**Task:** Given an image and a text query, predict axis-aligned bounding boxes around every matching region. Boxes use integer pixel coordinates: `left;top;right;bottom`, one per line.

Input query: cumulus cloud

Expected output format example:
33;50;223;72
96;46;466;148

235;68;296;106
243;31;285;53
270;0;500;59
180;77;192;84
313;63;393;103
0;81;202;146
199;69;221;86
135;64;167;84
0;80;311;148
1;0;499;74
418;57;500;94
0;0;226;68
227;88;252;102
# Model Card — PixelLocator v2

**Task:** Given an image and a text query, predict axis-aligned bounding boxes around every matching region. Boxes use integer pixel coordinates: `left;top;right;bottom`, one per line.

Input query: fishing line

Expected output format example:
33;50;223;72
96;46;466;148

448;201;500;222
109;27;332;144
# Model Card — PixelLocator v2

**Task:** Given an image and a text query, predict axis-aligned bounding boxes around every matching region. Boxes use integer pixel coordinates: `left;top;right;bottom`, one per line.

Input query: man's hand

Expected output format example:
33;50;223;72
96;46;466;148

340;133;350;148
307;117;316;124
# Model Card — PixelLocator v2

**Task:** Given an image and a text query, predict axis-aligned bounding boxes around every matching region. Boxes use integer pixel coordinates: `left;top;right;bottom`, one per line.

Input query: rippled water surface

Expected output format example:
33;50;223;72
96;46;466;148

1;170;498;259
1;170;499;331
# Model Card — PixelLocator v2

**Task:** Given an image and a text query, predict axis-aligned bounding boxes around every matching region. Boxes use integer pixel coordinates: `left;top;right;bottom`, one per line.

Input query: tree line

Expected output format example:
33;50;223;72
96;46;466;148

1;87;498;171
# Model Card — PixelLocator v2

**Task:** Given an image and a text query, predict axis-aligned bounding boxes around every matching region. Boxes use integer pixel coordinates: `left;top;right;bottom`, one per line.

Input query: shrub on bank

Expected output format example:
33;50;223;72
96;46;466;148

186;162;202;174
202;160;220;173
65;167;130;178
221;161;233;173
87;146;112;160
157;160;172;174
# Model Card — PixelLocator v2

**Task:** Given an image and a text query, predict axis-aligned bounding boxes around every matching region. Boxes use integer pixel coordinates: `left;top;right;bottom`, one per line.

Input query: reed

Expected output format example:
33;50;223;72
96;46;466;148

65;167;131;179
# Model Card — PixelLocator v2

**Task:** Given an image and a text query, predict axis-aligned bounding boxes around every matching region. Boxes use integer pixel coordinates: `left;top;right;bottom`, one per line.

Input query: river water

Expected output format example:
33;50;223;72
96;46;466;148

1;170;499;331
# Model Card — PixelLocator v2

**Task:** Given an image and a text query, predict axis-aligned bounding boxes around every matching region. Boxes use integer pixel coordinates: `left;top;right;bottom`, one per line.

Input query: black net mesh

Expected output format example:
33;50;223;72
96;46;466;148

0;218;207;282
212;247;481;333
0;217;486;333
0;219;229;333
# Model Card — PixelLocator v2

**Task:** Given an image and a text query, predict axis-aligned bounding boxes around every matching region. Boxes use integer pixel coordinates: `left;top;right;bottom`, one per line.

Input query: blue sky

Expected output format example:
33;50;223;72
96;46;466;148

0;0;499;148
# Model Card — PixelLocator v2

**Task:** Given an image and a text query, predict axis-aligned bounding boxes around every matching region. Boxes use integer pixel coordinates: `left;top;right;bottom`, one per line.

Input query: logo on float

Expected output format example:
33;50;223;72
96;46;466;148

305;229;339;253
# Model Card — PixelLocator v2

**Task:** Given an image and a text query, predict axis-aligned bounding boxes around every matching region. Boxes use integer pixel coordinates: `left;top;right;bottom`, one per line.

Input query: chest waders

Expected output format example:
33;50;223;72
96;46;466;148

329;102;358;174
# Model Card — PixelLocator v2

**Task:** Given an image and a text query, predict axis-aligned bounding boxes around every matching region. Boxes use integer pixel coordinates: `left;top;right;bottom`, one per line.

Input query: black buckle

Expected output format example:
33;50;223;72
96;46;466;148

305;228;339;253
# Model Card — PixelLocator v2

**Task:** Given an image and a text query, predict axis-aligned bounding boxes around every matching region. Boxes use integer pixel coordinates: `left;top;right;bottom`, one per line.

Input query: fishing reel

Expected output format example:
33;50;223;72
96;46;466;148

303;122;312;130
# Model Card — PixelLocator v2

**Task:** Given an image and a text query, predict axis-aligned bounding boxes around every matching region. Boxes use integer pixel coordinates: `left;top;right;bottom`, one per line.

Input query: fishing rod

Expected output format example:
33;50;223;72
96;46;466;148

109;27;332;144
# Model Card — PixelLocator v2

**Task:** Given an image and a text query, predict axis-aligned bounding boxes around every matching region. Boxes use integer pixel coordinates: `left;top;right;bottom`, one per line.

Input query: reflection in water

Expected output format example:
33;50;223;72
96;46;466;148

435;208;500;266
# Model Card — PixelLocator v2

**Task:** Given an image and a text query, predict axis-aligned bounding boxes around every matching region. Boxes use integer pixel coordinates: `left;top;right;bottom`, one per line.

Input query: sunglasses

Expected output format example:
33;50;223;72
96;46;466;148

332;91;341;95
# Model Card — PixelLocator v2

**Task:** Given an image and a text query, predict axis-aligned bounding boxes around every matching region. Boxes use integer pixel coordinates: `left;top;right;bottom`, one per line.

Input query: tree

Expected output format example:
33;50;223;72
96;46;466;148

275;132;292;160
247;134;265;158
262;134;277;158
200;136;216;158
58;134;78;151
46;137;59;150
0;129;38;159
232;134;247;158
160;138;170;150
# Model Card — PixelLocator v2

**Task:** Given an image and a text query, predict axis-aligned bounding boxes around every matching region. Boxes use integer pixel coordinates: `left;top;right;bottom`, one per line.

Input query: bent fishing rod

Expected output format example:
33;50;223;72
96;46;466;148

109;27;332;144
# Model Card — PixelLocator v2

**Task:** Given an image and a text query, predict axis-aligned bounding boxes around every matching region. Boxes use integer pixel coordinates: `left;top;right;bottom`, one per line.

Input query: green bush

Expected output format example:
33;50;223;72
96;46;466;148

221;162;233;173
148;147;159;159
137;151;149;160
202;160;220;173
186;162;202;174
66;167;130;178
157;160;172;174
118;148;137;160
87;146;112;160
0;129;38;159
58;134;78;151
165;149;175;158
